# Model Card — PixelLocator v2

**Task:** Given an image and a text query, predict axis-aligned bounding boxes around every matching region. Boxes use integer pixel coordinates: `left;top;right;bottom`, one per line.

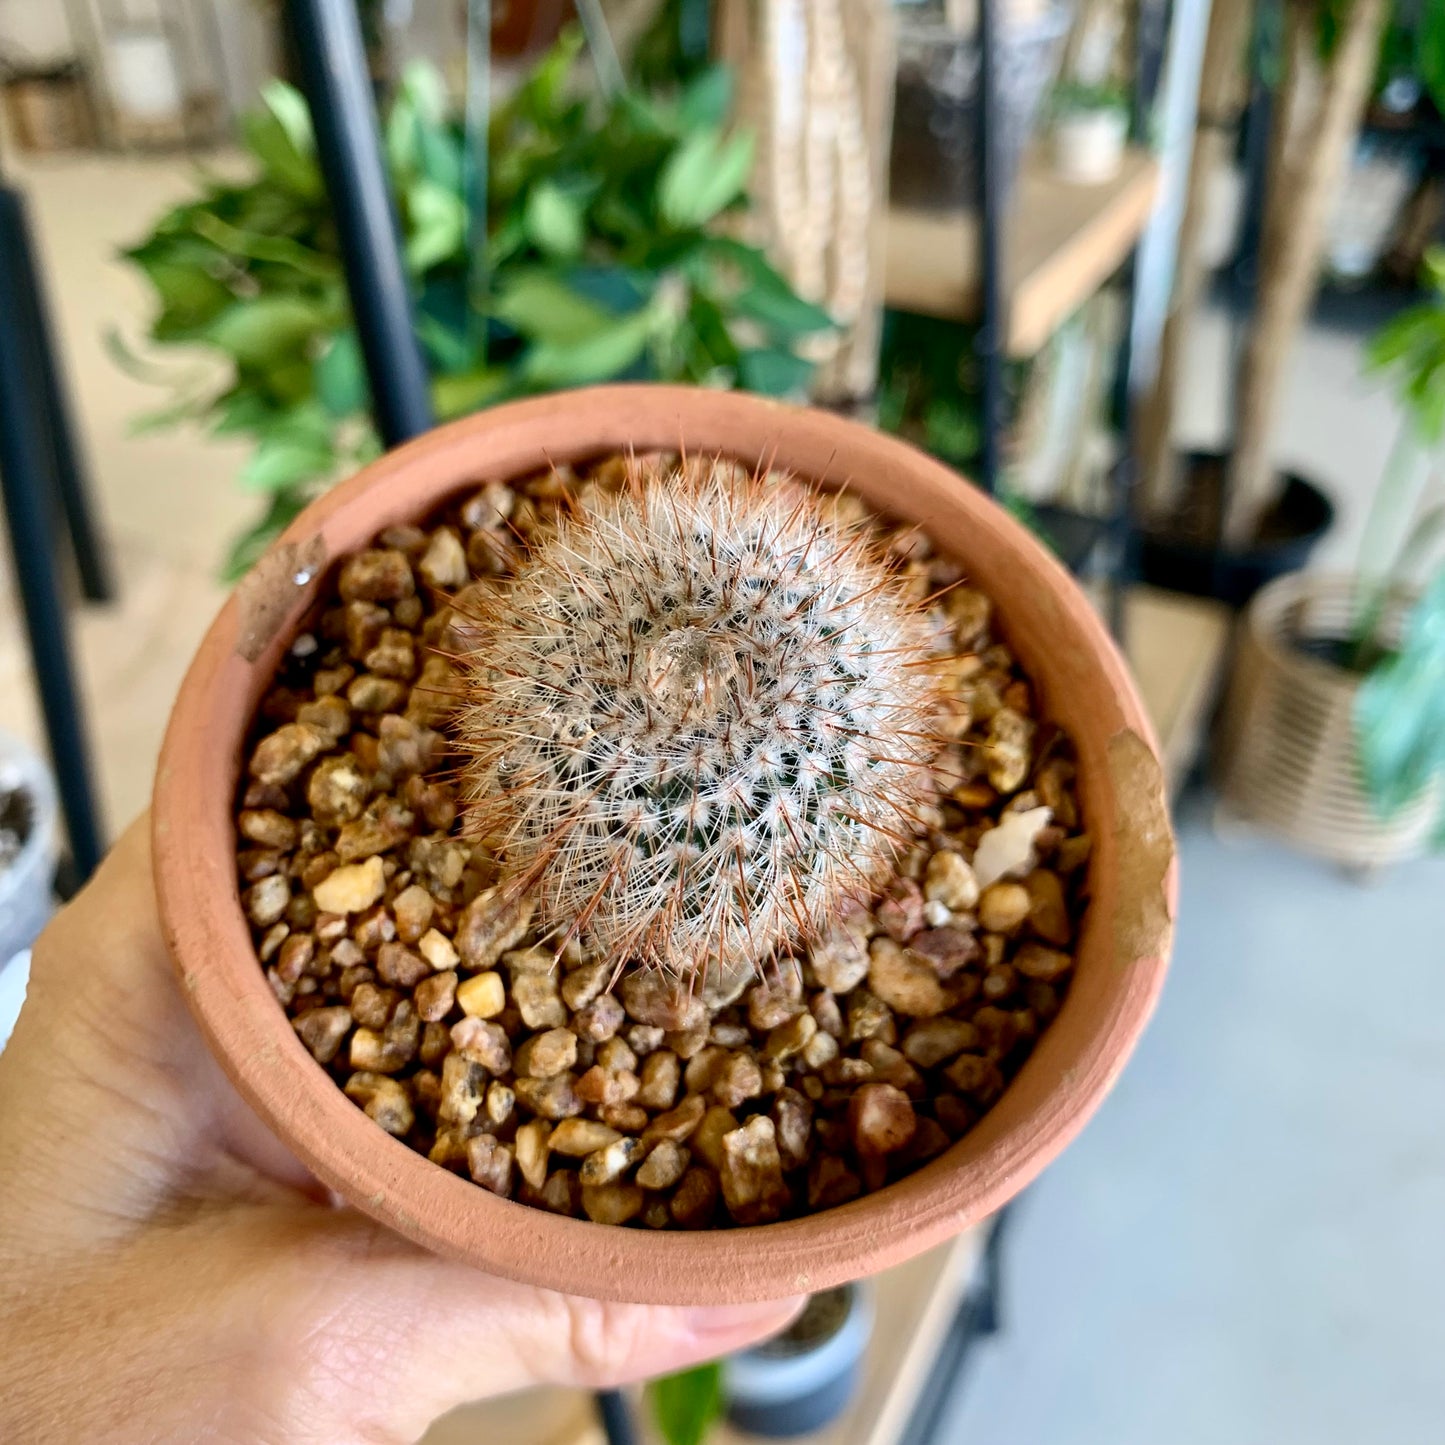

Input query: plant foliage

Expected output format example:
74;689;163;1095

118;28;832;577
1351;245;1445;837
648;1362;724;1445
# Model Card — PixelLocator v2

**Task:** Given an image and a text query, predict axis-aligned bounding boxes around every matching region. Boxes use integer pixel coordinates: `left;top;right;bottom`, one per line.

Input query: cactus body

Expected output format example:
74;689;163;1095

459;460;944;978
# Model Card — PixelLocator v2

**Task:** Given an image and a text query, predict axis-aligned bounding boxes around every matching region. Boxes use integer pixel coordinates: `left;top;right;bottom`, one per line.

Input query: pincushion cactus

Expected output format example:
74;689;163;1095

458;458;947;981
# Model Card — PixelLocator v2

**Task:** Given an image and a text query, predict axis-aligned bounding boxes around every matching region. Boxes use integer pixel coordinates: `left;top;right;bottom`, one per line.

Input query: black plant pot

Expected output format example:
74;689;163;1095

1139;450;1335;609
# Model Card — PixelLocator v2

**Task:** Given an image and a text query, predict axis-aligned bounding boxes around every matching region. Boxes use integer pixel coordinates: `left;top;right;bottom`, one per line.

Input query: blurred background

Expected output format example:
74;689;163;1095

0;1;1442;1442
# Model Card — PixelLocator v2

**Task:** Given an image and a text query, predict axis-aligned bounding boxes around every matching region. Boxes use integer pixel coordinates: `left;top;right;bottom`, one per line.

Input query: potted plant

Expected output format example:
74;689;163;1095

114;31;834;577
650;1284;872;1442
1217;257;1445;866
1140;0;1389;606
152;382;1173;1304
1049;79;1129;185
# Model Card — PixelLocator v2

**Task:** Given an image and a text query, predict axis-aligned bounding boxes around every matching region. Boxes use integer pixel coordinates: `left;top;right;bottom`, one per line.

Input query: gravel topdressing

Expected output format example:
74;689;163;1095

236;455;1090;1229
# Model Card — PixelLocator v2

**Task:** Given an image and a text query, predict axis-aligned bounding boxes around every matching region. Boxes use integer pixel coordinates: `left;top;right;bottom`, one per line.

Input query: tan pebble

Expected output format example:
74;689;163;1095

313;856;386;915
719;1116;788;1225
466;1134;513;1196
514;1119;551;1189
582;1182;644;1226
344;1072;414;1136
642;1093;707;1147
1013;941;1073;982
517;1027;577;1079
902;1017;978;1068
419;527;468;590
549;1117;620;1156
924;849;979;911
867;937;949;1017
392;883;435;943
580;1136;642;1185
413;965;456;1023
636;1139;690;1191
978;882;1031;933
808;926;871;993
849;1082;917;1156
417;928;460;971
1025;870;1072;945
455;971;506;1019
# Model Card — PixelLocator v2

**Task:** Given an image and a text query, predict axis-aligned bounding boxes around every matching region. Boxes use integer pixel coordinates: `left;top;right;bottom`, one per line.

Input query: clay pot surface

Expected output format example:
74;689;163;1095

153;385;1174;1305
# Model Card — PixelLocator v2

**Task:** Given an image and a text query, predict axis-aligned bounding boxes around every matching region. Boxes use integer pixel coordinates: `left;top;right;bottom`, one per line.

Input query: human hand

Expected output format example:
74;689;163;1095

0;819;799;1443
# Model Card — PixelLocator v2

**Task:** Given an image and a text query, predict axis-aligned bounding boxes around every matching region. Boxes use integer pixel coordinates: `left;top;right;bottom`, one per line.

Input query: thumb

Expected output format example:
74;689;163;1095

261;1210;804;1440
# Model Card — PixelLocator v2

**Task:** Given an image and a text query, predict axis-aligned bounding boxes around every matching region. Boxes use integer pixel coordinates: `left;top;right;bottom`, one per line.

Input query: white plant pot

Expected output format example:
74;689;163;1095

725;1284;873;1437
0;730;57;1052
1051;108;1128;184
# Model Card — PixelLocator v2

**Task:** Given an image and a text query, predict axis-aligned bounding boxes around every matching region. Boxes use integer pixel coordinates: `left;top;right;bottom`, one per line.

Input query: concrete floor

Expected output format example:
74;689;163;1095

2;151;1442;1444
939;799;1445;1444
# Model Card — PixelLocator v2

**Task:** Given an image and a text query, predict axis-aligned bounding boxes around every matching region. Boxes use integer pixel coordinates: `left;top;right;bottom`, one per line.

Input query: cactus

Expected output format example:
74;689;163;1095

458;458;946;981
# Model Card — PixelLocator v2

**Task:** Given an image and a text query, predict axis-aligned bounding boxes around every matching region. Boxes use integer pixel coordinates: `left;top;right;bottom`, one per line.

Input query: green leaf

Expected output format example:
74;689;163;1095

1419;5;1445;118
432;366;508;418
242;82;321;198
520;308;654;387
204;297;327;367
1355;567;1445;824
416;312;477;373
387;62;462;192
738;345;814;397
238;435;335;492
658;127;755;229
678;66;735;130
405;179;467;272
519;25;585;123
314;330;368;417
648;1365;723;1445
732;279;834;338
190;211;338;280
492;271;617;344
131;249;235;336
210;390;279;437
524;181;585;259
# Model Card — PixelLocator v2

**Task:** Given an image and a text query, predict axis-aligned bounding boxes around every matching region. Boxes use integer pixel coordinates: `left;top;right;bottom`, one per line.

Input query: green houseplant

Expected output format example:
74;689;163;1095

1218;248;1445;864
114;27;832;577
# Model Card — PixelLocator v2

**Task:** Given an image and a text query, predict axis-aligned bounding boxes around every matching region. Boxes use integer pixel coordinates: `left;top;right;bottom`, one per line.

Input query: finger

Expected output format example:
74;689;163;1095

0;817;317;1235
229;1208;805;1441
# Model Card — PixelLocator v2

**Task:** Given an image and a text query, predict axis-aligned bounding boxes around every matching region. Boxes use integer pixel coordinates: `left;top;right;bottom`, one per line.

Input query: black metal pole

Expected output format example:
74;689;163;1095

0;148;113;604
0;184;106;883
1107;0;1177;641
287;0;434;447
974;0;1005;498
595;1389;640;1445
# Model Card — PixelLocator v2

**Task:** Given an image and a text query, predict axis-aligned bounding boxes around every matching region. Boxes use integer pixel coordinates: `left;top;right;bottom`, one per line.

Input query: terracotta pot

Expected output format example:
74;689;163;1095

153;385;1175;1306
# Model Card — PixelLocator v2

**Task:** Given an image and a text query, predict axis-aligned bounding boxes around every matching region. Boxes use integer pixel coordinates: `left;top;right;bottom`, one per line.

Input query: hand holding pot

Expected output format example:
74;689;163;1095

0;818;799;1444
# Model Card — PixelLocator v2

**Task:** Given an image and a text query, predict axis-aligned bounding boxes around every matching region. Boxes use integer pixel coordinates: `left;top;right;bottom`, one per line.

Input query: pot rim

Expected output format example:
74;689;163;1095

153;384;1174;1305
1246;570;1420;692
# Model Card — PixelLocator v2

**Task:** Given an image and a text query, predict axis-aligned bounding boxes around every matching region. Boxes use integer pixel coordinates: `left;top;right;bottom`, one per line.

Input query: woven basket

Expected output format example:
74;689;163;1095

1217;572;1439;867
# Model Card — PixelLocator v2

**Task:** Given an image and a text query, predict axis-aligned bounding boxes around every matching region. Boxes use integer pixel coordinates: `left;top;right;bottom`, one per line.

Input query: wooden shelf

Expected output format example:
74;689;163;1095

885;148;1162;356
1122;585;1233;795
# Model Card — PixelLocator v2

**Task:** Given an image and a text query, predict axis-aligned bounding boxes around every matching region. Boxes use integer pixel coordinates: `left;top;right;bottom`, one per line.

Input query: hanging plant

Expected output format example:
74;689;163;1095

113;27;833;578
